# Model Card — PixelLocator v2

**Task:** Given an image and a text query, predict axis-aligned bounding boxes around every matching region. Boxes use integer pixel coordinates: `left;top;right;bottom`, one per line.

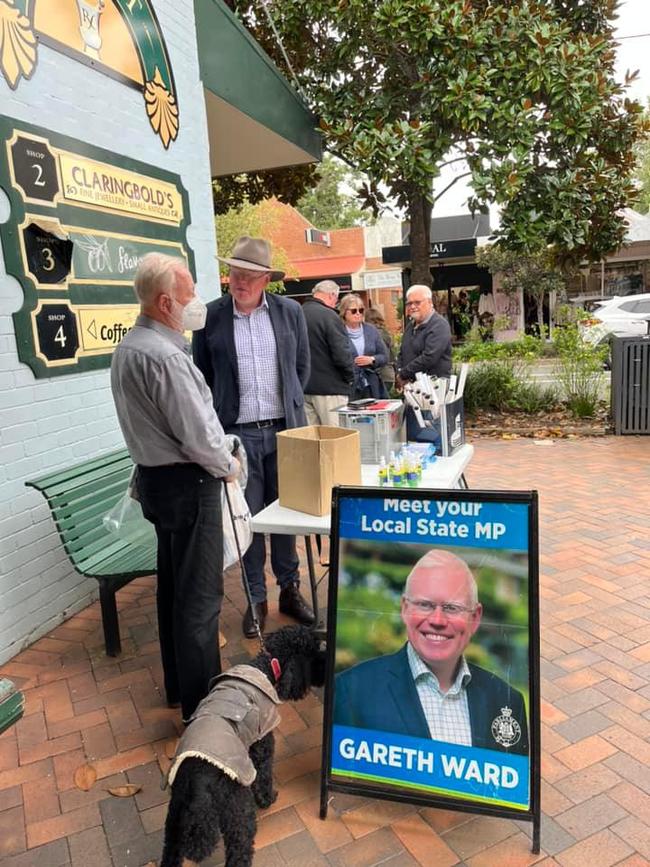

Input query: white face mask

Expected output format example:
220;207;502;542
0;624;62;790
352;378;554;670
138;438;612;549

181;296;207;331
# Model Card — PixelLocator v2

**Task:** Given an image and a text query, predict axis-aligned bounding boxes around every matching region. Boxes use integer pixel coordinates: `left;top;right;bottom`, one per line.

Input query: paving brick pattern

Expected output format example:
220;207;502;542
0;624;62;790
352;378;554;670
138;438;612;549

1;436;649;866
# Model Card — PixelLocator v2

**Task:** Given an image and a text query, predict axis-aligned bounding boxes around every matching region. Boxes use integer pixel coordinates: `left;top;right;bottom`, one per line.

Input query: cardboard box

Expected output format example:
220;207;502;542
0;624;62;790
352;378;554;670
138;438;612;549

277;426;361;516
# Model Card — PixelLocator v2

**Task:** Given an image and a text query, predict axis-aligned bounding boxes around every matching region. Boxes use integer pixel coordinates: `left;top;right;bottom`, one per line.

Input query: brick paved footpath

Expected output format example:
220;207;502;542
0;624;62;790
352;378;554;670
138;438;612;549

1;437;649;867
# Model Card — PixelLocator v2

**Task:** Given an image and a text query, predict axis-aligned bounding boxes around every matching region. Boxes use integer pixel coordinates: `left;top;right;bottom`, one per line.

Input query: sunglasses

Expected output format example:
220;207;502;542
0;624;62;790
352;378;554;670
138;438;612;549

348;307;365;314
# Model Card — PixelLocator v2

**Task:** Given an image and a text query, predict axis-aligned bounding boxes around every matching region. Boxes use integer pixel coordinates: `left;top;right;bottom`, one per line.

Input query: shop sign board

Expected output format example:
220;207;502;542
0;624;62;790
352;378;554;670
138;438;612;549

321;487;541;851
363;269;402;290
0;116;193;377
0;0;179;148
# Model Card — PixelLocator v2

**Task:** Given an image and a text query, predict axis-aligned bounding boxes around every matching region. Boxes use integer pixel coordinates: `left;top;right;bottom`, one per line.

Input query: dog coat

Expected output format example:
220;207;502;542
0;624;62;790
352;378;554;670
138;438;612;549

166;664;282;787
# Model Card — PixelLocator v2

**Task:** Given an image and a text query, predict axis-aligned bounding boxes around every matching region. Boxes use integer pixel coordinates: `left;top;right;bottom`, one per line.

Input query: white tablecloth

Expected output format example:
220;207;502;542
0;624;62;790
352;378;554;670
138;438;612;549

251;443;474;537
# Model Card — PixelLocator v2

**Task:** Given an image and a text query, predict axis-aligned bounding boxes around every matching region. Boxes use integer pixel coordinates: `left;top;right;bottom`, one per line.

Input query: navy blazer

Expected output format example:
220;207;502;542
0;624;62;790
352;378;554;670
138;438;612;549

334;644;529;756
193;292;310;429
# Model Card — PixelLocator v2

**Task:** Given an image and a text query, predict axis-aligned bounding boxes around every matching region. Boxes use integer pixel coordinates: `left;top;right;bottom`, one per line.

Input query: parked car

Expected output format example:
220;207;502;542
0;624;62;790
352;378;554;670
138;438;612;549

579;294;650;346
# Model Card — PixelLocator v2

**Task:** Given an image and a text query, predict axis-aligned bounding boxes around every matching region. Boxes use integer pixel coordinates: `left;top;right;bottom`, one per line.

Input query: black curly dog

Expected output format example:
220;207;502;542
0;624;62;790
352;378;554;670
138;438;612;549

160;625;326;867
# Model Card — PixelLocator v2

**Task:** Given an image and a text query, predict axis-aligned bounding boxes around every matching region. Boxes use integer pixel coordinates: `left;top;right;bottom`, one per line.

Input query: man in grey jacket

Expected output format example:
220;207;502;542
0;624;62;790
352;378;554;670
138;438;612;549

302;280;354;425
397;284;452;442
111;253;239;722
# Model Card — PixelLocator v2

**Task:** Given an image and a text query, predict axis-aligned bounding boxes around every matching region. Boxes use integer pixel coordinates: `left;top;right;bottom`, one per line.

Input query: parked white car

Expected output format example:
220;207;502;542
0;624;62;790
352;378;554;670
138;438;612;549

580;294;650;345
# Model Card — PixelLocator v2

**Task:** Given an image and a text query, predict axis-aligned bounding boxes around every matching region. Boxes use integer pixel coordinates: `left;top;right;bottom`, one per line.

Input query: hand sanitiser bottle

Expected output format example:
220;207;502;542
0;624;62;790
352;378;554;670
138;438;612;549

378;456;388;486
388;450;397;483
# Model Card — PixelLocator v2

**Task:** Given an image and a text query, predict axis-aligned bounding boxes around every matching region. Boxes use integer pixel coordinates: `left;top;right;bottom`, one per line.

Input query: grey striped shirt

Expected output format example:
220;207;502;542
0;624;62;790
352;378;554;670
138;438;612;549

111;315;237;478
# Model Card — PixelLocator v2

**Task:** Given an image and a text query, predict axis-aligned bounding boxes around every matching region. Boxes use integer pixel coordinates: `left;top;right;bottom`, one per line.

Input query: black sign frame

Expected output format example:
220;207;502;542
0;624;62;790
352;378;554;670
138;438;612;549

320;486;541;854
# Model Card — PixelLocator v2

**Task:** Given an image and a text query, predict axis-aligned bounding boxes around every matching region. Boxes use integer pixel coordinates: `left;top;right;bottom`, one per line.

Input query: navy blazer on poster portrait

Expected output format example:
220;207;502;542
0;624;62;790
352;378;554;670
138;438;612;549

334;644;529;756
193;292;311;429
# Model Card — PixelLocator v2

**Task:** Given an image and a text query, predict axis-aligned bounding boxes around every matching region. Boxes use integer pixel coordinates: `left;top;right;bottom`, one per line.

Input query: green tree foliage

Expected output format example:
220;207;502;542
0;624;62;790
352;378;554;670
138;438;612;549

214;196;294;292
295;154;374;229
476;244;566;332
212;164;319;216
226;0;647;284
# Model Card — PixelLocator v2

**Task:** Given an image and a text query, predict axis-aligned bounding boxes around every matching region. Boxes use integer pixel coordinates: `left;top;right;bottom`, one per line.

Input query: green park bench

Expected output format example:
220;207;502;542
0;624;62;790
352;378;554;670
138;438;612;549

0;679;24;735
26;448;156;657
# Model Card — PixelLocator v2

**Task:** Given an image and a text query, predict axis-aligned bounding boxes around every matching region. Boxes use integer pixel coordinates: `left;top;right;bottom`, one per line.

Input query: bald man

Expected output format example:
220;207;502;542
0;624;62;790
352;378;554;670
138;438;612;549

334;551;529;755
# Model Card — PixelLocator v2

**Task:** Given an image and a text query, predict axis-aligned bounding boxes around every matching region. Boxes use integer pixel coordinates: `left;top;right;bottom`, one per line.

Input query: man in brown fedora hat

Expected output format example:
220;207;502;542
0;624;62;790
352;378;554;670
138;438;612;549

194;236;315;637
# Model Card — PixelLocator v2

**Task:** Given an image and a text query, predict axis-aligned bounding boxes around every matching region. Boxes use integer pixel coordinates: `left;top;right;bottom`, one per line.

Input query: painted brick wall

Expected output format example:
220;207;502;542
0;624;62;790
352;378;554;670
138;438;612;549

0;0;219;664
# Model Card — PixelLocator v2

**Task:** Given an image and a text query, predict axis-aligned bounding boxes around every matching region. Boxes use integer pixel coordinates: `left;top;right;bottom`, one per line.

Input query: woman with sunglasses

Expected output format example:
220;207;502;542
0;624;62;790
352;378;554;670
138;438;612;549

339;293;388;400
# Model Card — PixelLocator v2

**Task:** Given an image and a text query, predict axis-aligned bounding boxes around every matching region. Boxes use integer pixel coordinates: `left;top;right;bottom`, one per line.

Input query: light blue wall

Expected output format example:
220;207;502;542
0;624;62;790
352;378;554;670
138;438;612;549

0;0;218;664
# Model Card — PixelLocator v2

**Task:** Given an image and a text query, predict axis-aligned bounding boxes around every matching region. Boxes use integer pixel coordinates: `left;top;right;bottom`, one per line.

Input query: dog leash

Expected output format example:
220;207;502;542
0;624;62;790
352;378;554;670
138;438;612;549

223;479;282;683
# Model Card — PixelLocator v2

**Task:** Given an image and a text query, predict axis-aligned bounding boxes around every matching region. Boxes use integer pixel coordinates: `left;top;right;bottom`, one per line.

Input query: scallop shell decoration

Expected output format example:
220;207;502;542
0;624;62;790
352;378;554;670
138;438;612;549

144;67;179;149
0;0;37;89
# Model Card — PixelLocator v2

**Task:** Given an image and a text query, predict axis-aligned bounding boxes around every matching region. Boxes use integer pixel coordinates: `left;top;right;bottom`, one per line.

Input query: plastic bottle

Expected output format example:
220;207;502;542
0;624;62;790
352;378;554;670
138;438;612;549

392;456;403;487
378;456;388;487
406;451;419;487
388;450;397;482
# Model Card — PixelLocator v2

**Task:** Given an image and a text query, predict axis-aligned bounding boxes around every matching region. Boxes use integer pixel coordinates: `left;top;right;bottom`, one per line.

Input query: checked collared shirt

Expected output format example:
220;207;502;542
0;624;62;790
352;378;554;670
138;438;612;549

233;295;284;423
406;642;473;746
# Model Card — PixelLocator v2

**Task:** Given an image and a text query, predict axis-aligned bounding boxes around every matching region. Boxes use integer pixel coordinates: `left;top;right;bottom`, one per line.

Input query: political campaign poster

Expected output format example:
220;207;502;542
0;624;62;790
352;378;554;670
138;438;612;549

321;487;540;847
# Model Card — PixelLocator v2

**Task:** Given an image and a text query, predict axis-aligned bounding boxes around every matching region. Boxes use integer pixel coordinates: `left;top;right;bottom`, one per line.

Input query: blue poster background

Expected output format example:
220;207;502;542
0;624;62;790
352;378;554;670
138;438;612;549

339;497;529;551
332;725;530;809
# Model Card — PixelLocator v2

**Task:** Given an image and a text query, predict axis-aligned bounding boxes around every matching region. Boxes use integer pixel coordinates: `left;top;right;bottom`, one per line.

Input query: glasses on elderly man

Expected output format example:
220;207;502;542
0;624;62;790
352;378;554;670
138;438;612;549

229;267;268;284
405;299;425;308
403;596;476;618
347;307;364;314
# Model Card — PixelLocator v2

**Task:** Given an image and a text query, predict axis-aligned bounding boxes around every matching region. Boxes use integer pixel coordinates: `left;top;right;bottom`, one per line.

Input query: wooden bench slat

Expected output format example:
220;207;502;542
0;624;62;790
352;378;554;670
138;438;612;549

25;449;131;491
42;465;132;502
86;545;156;577
76;539;155;576
51;482;128;529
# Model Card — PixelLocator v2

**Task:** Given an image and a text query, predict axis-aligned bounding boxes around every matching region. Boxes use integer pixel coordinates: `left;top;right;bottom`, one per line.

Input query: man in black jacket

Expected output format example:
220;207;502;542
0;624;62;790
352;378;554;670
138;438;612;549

302;280;354;426
397;284;452;443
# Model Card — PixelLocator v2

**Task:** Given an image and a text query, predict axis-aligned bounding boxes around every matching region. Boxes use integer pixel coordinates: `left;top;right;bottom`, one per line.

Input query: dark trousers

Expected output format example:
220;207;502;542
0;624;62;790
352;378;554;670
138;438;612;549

137;464;223;721
228;422;299;604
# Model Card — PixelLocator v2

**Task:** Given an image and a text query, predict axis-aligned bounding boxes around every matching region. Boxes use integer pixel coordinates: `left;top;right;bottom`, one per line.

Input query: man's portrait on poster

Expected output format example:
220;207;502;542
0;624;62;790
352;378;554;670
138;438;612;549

334;548;529;757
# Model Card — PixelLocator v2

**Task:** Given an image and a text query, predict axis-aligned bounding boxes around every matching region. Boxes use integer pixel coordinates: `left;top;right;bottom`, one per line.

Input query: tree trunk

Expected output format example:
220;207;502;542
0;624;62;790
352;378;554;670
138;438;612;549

536;293;545;335
408;189;432;287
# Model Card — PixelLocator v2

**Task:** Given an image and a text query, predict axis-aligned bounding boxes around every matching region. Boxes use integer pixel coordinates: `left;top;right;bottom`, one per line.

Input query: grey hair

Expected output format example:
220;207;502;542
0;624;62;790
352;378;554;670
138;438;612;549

403;550;478;606
406;284;433;301
339;292;364;319
134;253;187;305
313;279;340;297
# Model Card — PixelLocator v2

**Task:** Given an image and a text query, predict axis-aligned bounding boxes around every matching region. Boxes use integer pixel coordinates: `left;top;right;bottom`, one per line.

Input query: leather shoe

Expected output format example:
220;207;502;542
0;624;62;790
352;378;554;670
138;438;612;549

243;601;268;638
279;583;315;625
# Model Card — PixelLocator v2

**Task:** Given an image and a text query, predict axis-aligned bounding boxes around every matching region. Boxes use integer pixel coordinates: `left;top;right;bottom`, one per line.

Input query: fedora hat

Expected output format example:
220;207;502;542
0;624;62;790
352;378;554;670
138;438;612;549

216;236;285;281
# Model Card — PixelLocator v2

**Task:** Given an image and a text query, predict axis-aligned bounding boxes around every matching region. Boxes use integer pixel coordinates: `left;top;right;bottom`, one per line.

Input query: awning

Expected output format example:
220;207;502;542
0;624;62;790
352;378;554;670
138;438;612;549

195;0;322;176
294;256;365;279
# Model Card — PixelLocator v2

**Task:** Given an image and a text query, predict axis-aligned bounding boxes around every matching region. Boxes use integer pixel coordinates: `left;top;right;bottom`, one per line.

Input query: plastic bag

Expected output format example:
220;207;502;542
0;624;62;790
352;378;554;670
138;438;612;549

222;479;253;568
102;472;157;550
103;437;251;565
221;434;252;567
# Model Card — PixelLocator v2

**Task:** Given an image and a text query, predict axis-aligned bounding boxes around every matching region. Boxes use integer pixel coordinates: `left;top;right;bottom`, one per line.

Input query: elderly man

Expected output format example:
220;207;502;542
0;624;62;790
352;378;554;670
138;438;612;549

111;253;239;722
193;236;315;637
334;550;529;755
397;284;452;442
302;279;354;426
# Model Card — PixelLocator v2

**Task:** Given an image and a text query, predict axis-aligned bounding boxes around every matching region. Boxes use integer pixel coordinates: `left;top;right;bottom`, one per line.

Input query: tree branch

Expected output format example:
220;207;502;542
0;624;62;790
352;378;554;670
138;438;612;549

433;172;472;203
